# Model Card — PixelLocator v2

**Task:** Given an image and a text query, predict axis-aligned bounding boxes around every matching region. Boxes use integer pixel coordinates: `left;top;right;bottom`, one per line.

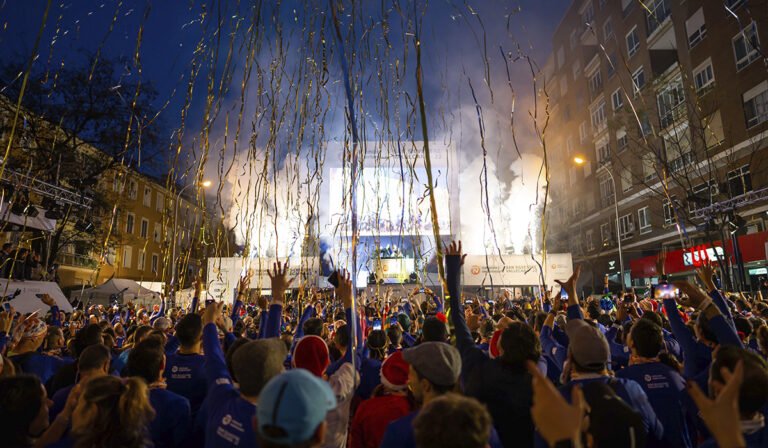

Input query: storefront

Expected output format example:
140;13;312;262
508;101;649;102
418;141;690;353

629;231;768;291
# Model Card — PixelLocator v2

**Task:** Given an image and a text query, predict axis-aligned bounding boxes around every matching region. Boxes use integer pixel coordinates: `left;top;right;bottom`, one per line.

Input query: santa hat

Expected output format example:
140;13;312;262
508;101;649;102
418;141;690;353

380;351;409;391
489;329;503;359
292;335;330;377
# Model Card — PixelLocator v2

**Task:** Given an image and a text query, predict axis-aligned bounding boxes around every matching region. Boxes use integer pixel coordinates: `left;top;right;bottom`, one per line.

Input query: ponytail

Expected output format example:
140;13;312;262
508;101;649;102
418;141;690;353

119;377;155;427
658;352;683;373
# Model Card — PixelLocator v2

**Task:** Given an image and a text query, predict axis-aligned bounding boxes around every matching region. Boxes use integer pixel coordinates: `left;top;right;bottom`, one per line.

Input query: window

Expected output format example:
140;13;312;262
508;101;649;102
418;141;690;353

632;66;646;94
154;223;162;243
122;246;132;269
126;213;135;234
569;235;583;255
646;0;671;36
626;27;640;57
143;187;152;207
112;176;122;193
140;218;149;239
156;192;164;212
657;79;685;128
582;160;592;177
611;88;624;110
703;110;725;148
663;198;676;226
591;100;607;133
138;250;146;271
128;180;138;200
560;76;568;96
622;0;634;17
600;222;612;243
733;22;760;71
638;206;651;233
579;121;590;143
586;230;595;252
693;59;715;92
569;167;579;186
570;29;579;50
639;112;653;136
616;128;628;152
572;60;582;80
589;70;603;99
603;18;613;41
599;172;615;206
620;168;633;192
582;1;595;26
606;52;617;78
686;8;706;48
619;214;635;240
727;165;752;197
726;0;746;9
596;140;610;164
151;254;159;274
744;81;768;129
689;182;718;212
566;136;574;155
668;151;694;173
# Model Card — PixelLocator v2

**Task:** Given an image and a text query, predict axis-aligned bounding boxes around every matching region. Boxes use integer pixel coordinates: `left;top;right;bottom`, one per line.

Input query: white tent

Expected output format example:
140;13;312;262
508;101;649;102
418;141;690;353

0;280;73;314
71;278;160;307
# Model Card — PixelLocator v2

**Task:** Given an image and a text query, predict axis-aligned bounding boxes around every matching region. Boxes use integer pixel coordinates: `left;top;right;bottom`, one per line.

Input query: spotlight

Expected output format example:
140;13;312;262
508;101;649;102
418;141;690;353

25;205;39;218
45;207;63;220
10;201;26;215
75;219;95;233
408;272;418;283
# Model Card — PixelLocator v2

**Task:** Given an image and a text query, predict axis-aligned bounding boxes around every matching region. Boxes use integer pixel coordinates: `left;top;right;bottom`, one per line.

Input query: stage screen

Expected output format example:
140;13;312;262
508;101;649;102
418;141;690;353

328;167;451;236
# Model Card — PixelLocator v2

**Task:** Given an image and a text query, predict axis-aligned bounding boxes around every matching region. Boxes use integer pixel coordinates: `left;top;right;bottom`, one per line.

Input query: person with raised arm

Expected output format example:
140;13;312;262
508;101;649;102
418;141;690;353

200;262;288;448
550;264;664;445
444;240;540;448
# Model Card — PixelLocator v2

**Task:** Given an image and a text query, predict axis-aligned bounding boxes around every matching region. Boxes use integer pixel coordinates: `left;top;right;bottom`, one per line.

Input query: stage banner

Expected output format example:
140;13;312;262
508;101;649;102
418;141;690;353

207;257;322;302
462;253;573;288
0;280;73;314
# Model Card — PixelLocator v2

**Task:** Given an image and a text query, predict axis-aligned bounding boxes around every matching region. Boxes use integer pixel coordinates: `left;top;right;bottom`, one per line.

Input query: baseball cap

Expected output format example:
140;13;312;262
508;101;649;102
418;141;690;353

566;319;610;369
257;369;337;445
402;341;461;387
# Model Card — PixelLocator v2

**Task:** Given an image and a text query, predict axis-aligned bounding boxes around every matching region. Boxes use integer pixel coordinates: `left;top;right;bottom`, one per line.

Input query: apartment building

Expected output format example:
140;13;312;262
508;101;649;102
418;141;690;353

0;96;213;291
545;0;768;292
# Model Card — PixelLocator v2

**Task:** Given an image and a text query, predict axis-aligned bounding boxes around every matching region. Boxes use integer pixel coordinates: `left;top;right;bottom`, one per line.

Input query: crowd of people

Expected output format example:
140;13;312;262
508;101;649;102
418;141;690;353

0;240;764;447
0;243;57;282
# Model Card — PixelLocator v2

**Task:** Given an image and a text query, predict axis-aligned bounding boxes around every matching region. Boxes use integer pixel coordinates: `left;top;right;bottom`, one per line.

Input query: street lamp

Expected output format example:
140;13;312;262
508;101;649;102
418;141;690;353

170;180;212;296
573;156;626;290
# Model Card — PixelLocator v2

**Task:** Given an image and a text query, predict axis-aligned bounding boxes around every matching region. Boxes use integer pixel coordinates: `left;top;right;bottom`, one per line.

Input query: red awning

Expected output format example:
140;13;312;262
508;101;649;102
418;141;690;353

630;231;768;278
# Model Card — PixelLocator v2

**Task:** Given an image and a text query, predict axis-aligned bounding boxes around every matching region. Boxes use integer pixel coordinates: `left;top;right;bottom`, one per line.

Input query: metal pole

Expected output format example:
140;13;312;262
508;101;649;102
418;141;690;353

603;166;626;290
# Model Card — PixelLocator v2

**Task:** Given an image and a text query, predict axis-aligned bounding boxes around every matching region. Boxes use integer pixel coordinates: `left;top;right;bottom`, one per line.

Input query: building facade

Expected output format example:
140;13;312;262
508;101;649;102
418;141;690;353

545;0;768;292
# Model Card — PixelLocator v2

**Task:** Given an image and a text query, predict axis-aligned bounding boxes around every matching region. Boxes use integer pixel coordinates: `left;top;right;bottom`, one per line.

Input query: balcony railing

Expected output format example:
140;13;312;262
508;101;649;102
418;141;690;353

56;253;99;269
646;0;671;36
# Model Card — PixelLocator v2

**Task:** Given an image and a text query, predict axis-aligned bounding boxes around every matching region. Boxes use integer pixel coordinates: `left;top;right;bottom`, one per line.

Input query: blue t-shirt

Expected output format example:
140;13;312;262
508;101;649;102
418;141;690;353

202;324;259;447
148;388;192;448
165;352;207;416
380;410;504;448
618;362;693;448
10;352;70;385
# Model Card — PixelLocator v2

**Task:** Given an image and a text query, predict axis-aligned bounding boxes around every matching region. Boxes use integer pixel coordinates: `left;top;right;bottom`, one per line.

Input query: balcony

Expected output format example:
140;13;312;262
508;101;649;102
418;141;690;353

57;252;99;269
646;0;671;36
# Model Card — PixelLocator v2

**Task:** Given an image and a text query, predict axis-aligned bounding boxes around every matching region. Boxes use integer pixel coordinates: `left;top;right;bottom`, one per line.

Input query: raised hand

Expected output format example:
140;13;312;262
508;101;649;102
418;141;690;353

673;281;710;310
527;361;585;446
0;308;12;333
335;269;353;309
688;361;746;448
238;269;253;295
39;294;56;307
202;301;224;327
696;260;717;291
555;265;581;304
445;240;467;265
267;261;295;304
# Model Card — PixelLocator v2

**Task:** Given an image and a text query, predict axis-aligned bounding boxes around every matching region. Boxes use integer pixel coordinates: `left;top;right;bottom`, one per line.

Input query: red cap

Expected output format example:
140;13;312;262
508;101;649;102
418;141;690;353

380;351;409;391
292;335;330;377
489;329;503;359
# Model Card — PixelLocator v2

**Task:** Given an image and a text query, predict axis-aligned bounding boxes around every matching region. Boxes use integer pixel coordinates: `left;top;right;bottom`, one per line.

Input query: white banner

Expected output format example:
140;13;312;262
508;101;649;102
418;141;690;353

207;257;322;302
0;280;73;314
462;253;573;288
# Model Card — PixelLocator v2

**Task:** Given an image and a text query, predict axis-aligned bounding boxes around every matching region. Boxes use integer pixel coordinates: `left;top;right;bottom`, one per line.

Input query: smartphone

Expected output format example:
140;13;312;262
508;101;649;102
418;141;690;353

205;298;215;306
390;317;398;326
418;288;425;293
653;283;678;300
373;318;382;331
464;299;473;305
327;271;340;288
623;293;634;303
559;288;568;299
